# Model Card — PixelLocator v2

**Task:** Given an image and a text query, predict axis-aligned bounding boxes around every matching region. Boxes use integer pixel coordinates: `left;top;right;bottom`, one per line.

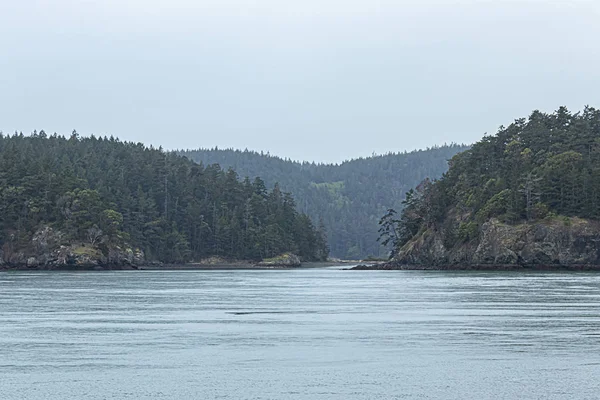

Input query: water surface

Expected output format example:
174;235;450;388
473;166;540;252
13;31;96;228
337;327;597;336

1;269;599;399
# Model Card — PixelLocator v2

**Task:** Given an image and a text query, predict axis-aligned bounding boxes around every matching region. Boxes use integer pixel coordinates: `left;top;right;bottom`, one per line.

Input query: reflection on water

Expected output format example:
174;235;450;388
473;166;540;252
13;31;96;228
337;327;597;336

1;269;600;399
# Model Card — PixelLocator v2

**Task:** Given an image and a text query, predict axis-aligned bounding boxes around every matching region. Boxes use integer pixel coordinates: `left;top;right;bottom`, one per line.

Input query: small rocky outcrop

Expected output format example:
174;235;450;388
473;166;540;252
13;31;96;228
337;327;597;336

255;253;302;268
0;226;145;270
389;217;600;268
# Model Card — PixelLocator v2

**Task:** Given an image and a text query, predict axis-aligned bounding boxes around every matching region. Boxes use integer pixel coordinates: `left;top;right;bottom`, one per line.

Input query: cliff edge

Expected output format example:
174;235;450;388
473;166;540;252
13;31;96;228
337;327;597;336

391;217;600;268
0;226;145;270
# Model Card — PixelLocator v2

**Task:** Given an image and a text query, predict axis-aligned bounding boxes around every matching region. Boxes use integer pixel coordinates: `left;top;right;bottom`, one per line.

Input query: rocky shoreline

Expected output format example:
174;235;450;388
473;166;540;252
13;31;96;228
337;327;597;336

0;263;142;271
0;262;329;272
350;263;600;271
0;226;313;271
0;255;330;272
0;259;369;272
363;217;600;272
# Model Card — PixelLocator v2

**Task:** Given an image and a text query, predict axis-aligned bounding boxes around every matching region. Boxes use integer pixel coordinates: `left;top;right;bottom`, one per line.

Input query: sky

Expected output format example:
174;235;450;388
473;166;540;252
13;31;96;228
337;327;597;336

1;0;599;163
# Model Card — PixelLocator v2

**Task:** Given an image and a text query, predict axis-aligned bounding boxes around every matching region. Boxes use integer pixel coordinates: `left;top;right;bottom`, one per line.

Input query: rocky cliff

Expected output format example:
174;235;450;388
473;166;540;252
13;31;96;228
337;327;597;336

0;226;145;270
389;217;600;269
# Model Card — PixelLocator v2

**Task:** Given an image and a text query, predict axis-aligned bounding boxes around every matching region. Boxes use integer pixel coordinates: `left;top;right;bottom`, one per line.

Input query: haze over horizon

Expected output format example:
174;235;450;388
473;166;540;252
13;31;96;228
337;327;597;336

2;0;599;163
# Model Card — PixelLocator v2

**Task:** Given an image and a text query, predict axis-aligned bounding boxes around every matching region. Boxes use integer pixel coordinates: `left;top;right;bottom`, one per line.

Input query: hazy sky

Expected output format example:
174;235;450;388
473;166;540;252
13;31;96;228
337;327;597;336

1;0;599;163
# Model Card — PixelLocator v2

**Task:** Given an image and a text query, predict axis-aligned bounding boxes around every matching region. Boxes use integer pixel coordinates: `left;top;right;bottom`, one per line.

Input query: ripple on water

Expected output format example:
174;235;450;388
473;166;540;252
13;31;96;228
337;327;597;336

1;269;600;399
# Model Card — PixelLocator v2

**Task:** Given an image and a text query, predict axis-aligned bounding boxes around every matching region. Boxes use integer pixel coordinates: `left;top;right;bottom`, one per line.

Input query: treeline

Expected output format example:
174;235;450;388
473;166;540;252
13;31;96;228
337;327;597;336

179;144;468;259
0;132;328;263
383;106;600;255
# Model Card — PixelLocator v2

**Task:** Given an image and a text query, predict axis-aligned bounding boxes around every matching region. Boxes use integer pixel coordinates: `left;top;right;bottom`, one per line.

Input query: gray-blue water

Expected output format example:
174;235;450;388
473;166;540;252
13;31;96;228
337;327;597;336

1;268;599;399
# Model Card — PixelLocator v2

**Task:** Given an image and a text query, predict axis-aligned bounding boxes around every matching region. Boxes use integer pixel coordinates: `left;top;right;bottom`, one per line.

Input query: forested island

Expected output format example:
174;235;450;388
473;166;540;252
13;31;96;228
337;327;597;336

360;106;600;270
5;107;598;271
0;132;328;269
180;144;468;259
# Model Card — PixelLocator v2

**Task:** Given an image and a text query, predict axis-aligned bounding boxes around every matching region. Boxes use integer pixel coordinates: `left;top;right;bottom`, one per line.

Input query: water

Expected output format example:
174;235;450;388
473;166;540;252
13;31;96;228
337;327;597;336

1;269;600;399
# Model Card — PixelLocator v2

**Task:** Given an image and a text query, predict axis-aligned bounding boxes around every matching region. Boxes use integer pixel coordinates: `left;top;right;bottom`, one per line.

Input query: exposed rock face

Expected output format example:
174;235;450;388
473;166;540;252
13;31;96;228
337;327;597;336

0;226;145;270
32;226;62;253
393;217;600;267
255;253;302;268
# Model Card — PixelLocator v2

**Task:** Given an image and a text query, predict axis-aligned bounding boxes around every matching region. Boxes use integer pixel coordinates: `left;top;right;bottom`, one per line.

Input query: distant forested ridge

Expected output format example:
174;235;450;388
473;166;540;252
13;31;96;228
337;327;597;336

0;132;328;266
179;144;468;259
384;106;600;268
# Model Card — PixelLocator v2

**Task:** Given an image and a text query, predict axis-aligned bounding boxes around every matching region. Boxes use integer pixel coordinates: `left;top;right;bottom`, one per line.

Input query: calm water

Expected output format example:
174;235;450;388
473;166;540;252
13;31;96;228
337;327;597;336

1;268;599;399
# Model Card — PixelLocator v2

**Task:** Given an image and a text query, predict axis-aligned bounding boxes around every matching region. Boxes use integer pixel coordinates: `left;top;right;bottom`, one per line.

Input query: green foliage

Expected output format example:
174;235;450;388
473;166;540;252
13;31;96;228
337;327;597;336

457;222;479;243
0;132;328;263
531;202;549;220
179;144;468;258
387;106;600;254
377;208;400;258
261;253;298;264
475;189;512;222
71;245;103;258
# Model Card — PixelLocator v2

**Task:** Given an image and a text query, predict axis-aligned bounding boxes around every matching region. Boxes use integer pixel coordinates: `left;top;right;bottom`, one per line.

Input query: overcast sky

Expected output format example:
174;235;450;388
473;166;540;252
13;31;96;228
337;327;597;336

1;0;599;163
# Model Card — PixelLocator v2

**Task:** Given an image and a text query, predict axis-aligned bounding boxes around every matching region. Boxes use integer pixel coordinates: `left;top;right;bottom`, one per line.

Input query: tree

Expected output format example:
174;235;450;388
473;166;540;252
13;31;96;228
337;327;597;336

87;225;103;245
377;208;400;258
519;172;542;221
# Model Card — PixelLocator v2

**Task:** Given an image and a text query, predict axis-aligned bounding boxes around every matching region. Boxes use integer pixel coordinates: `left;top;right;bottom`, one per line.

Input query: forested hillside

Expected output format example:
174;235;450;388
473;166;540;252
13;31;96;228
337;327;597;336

385;106;600;267
0;132;328;265
179;144;468;258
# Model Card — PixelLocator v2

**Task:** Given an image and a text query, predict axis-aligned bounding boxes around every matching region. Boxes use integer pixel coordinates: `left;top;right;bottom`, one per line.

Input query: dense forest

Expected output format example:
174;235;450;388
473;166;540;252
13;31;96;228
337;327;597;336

179;144;468;259
0;132;328;264
384;106;600;259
